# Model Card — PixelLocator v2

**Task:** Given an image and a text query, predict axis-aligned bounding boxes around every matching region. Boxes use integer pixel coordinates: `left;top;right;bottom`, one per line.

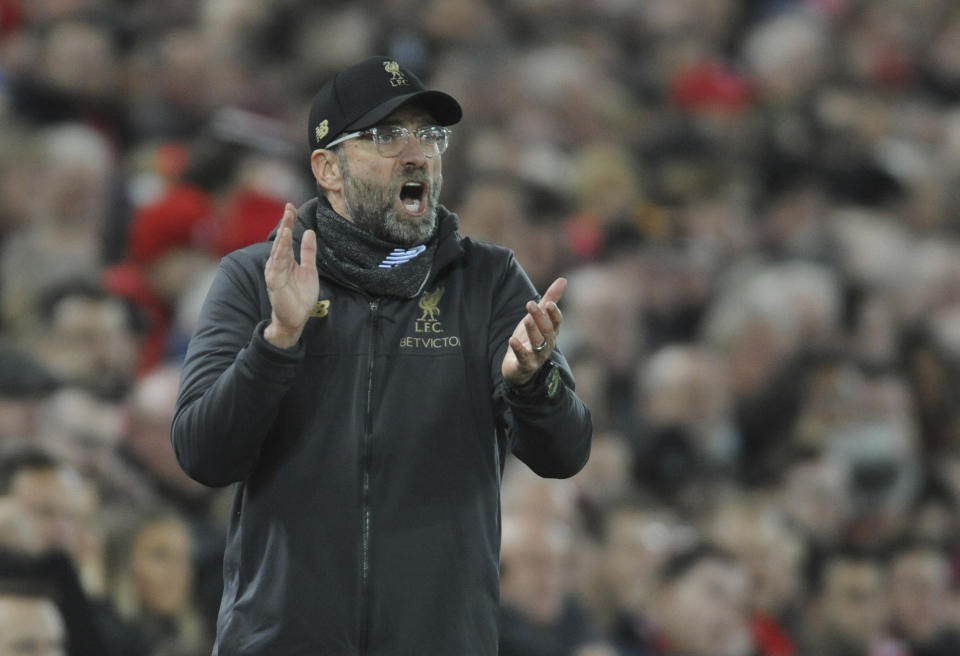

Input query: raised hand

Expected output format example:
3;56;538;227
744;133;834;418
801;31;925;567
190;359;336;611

264;203;319;349
502;277;566;386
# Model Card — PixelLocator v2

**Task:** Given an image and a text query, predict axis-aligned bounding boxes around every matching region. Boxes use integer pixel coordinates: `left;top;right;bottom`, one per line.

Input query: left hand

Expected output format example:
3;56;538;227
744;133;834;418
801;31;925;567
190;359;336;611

502;277;566;386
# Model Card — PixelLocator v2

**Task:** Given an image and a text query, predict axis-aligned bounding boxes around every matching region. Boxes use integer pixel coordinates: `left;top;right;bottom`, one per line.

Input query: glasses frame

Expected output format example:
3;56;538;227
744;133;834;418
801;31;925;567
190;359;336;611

325;125;451;158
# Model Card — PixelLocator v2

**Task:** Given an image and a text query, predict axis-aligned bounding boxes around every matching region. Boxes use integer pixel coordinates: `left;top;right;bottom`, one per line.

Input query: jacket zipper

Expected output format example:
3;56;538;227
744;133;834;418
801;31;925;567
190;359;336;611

358;299;378;655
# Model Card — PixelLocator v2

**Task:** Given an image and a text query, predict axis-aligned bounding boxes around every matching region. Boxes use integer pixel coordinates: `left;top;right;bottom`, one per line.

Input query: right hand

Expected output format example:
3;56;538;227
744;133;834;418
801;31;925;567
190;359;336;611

264;203;318;349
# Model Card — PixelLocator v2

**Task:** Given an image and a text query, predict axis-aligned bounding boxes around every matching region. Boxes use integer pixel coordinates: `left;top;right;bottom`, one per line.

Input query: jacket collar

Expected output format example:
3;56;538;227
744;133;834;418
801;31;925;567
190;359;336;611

265;197;466;290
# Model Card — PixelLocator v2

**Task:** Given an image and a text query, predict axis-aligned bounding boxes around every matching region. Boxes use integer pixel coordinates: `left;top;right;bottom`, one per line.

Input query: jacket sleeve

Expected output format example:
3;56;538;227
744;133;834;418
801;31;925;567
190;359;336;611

171;252;304;487
489;252;592;479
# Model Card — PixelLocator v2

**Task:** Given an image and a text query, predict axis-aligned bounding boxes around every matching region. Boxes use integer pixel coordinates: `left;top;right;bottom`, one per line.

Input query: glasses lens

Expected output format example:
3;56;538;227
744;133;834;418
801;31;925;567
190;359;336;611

417;127;449;157
371;126;449;158
373;126;408;157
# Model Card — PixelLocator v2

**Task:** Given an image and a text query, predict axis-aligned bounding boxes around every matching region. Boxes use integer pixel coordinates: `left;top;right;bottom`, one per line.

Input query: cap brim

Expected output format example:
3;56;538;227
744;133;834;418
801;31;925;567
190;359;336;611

345;90;462;132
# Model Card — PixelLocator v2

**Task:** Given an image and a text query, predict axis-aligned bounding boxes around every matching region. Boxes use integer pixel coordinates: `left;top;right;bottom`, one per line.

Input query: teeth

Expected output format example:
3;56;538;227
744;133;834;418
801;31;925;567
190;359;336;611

400;181;424;213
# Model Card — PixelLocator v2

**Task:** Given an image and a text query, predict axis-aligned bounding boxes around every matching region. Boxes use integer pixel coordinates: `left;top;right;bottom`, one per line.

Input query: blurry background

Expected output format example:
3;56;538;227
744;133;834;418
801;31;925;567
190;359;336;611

2;0;960;654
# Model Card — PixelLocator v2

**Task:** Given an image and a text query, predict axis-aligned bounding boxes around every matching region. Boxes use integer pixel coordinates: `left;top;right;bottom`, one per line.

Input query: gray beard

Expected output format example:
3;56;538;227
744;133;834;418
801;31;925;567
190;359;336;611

338;150;442;246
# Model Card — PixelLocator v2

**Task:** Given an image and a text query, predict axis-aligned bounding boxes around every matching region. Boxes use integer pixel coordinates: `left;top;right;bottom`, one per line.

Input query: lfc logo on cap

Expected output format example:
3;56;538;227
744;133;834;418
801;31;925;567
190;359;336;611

315;120;329;143
383;61;409;88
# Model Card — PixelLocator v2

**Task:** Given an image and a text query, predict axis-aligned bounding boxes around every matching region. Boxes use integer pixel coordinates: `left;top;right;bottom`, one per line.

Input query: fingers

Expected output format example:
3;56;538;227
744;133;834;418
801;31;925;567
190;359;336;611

544;301;562;328
541;277;567;305
511;278;567;359
268;204;296;258
508;335;527;360
269;203;314;270
277;204;297;240
524;301;549;348
300;228;317;272
275;202;317;272
536;276;564;338
282;202;297;229
502;278;569;385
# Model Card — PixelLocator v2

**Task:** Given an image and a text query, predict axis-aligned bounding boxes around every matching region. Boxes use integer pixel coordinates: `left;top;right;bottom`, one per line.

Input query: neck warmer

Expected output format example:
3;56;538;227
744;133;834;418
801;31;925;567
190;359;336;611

314;201;436;298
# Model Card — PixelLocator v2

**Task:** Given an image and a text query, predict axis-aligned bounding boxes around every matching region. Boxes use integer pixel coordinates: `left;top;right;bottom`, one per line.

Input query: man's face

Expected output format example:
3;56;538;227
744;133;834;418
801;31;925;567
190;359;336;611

9;468;87;556
817;559;888;654
602;511;675;612
131;518;193;617
336;105;444;246
0;596;66;656
660;558;751;656
499;518;570;625
890;550;951;643
41;296;137;399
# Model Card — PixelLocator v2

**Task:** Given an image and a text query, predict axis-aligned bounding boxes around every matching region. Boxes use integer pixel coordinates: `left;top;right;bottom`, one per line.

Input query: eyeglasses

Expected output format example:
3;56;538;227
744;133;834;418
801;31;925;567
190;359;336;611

325;125;451;158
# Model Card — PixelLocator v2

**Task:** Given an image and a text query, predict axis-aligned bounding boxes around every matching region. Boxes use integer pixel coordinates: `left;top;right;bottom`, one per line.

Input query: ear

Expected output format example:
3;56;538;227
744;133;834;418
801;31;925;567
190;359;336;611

311;149;342;194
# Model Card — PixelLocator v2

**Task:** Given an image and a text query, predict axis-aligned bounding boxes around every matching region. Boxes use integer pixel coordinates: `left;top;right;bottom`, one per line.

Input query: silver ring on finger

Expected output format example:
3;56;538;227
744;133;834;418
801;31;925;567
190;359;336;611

532;340;548;353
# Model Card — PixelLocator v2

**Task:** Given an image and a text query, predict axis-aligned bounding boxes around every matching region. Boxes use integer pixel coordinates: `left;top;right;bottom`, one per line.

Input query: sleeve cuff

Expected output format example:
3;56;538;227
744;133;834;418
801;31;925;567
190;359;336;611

505;361;564;405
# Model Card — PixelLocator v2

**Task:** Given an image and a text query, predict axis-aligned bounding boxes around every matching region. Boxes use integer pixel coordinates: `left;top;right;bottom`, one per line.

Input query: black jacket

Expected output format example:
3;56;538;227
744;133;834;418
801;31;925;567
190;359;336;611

171;200;592;655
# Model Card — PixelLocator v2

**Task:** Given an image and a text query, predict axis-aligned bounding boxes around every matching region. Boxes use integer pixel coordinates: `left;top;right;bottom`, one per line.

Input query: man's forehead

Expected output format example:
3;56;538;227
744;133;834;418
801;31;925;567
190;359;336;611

0;596;64;634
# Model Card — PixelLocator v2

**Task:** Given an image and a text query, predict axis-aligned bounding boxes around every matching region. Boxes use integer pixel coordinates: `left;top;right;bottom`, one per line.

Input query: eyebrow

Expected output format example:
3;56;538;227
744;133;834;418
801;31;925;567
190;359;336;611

374;122;438;133
378;111;438;127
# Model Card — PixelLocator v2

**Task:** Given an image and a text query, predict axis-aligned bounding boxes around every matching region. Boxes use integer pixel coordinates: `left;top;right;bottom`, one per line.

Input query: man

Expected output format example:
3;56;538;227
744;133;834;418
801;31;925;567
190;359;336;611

887;540;960;656
498;514;614;656
0;585;66;656
0;445;111;655
802;550;906;656
0;340;59;442
30;281;141;401
172;57;592;654
0;446;91;568
594;504;682;656
707;499;806;656
651;543;753;656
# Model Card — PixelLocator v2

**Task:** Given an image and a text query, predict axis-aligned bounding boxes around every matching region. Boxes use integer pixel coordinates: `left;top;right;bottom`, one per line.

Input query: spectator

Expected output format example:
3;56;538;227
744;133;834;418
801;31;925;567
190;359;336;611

0;445;111;655
28;280;141;401
887;540;960;656
801;549;906;656
37;387;155;514
0;123;116;335
0;444;91;566
649;542;753;656
122;364;214;517
103;181;218;376
589;504;688;656
0;340;59;441
502;462;580;527
778;449;854;552
634;345;737;473
499;513;614;656
0;582;67;656
105;508;210;656
708;495;806;656
572;432;637;516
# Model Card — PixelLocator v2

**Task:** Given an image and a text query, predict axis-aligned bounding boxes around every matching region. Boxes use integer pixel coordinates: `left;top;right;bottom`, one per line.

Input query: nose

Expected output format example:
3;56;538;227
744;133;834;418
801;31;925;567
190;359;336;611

397;131;428;167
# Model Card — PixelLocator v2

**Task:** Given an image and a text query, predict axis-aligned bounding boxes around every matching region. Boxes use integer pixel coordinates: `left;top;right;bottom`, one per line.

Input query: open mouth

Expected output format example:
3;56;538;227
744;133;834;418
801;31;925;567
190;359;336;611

399;182;426;215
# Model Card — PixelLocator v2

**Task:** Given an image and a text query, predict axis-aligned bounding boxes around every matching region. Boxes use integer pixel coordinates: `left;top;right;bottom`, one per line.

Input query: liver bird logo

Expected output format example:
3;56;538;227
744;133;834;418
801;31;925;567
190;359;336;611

383;61;409;87
418;286;444;321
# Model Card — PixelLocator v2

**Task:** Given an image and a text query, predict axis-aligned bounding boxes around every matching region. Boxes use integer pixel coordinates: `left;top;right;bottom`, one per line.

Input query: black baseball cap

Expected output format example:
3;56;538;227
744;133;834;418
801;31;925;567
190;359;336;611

308;56;462;152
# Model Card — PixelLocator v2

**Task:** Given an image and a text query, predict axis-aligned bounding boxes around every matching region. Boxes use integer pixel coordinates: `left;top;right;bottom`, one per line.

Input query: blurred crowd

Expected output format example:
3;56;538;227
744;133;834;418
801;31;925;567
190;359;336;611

3;0;960;654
